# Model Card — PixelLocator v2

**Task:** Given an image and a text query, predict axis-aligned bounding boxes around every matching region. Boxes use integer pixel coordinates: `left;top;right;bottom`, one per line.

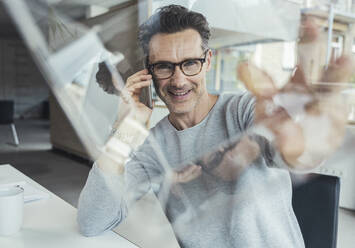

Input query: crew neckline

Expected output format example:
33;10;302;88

165;94;221;133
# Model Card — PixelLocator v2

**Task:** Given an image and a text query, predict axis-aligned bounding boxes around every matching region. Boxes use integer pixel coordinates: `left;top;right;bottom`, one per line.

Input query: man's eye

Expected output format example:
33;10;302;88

183;60;199;67
155;63;172;70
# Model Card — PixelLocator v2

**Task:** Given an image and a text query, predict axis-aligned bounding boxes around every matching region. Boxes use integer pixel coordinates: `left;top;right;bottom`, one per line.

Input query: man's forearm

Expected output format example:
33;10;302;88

77;163;127;236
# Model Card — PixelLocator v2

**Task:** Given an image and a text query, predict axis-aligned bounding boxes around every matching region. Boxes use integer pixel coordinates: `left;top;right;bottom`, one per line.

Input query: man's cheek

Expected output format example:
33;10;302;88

153;78;169;97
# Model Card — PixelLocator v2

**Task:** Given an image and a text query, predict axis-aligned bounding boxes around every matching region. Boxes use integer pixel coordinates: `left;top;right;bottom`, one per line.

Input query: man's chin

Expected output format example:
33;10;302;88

168;106;190;115
160;94;197;115
166;103;193;115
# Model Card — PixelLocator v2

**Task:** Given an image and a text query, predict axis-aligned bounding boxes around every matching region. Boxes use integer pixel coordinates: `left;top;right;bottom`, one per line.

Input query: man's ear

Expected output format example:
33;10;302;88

206;49;213;72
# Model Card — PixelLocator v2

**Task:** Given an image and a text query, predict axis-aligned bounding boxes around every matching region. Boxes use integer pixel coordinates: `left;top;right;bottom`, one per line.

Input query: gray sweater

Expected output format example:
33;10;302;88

77;92;305;248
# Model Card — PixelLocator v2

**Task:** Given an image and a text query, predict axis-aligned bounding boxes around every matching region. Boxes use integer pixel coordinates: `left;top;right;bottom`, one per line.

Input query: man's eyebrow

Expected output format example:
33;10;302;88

150;55;204;64
150;59;174;64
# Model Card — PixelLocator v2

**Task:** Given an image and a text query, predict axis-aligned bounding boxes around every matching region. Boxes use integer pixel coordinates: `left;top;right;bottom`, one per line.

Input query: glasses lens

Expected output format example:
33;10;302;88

153;63;173;79
182;59;202;76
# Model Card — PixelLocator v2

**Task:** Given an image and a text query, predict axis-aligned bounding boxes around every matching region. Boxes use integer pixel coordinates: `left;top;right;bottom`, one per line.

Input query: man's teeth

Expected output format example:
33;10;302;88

171;90;189;96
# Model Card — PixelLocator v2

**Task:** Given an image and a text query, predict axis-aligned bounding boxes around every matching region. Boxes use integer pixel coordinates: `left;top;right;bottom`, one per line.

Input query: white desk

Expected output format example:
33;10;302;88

1;164;354;248
338;208;355;248
0;164;138;248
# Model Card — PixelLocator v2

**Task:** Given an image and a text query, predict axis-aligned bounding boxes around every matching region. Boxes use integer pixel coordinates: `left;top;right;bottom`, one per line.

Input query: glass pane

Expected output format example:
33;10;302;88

4;0;355;247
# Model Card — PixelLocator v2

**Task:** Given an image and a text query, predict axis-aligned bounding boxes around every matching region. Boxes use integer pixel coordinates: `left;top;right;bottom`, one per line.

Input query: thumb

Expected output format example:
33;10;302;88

237;62;278;98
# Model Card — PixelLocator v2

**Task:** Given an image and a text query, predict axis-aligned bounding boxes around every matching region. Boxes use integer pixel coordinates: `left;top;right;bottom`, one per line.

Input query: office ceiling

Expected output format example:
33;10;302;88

0;0;134;36
55;0;133;8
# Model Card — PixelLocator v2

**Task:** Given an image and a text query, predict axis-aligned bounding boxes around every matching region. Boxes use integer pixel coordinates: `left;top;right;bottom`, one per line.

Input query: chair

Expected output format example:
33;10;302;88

292;174;340;248
0;100;19;146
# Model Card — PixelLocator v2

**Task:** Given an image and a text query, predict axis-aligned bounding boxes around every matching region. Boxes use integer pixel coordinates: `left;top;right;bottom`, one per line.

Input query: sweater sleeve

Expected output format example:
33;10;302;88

77;162;128;236
77;136;161;237
124;136;164;205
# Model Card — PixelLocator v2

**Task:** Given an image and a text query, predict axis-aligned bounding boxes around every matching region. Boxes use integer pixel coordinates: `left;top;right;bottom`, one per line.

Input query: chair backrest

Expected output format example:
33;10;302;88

292;174;340;248
0;100;15;124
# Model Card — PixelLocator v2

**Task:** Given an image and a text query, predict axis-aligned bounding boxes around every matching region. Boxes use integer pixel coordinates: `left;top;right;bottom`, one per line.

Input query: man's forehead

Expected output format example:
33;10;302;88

148;29;203;63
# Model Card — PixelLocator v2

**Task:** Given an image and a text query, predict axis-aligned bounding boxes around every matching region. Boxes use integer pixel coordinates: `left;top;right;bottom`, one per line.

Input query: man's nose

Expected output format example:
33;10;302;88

170;66;186;87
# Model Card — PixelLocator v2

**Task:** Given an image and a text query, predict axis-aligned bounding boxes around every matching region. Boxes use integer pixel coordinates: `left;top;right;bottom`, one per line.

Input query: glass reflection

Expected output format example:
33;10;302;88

3;0;355;247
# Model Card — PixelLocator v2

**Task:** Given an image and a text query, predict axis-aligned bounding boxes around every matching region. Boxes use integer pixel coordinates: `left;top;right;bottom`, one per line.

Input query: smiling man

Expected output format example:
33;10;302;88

147;29;217;130
77;4;352;248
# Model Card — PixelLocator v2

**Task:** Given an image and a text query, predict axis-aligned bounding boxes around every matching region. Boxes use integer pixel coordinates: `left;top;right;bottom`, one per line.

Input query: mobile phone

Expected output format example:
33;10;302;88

142;84;153;109
143;59;153;109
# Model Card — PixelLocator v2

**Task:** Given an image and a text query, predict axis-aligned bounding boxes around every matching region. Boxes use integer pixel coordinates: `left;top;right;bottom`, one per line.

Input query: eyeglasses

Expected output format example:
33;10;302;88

148;51;209;80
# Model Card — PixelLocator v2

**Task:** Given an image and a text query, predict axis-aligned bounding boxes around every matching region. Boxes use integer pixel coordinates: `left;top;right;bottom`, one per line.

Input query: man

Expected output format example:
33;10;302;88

78;5;352;248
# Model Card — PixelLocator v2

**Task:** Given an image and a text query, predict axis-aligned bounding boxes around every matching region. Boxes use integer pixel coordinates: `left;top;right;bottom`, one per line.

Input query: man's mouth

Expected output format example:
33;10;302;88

168;89;192;100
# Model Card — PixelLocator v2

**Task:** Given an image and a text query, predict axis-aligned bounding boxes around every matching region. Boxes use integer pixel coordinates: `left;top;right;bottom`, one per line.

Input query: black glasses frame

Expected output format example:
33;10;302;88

148;50;209;80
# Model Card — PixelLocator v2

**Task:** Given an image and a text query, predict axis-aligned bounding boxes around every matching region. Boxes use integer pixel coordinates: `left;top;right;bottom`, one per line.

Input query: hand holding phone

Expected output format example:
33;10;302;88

123;69;154;123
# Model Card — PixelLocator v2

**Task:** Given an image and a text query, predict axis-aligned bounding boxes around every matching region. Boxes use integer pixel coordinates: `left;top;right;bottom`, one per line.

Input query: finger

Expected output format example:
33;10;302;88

298;15;320;44
297;16;324;81
289;66;307;87
182;165;202;182
282;66;312;96
257;105;291;133
126;77;152;90
131;69;150;77
232;137;261;162
321;56;355;84
180;169;201;183
129;74;152;83
311;56;355;96
274;119;305;165
237;62;277;98
127;80;152;92
178;165;199;179
127;70;151;82
176;165;201;183
254;96;287;122
126;81;152;101
126;74;152;87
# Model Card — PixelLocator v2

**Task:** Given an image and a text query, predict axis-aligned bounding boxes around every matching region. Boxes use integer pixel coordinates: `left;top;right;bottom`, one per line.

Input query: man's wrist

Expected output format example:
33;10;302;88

113;116;149;150
98;116;149;175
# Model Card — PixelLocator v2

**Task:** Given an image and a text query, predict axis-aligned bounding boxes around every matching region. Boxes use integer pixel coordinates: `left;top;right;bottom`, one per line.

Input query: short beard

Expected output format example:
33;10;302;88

153;78;205;114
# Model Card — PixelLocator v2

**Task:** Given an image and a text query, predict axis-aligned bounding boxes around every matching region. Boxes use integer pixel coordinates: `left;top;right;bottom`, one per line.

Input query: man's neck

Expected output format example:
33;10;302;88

168;94;218;130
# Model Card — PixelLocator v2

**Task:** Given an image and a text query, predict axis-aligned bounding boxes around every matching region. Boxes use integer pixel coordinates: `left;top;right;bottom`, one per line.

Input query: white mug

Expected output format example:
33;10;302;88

0;185;24;236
